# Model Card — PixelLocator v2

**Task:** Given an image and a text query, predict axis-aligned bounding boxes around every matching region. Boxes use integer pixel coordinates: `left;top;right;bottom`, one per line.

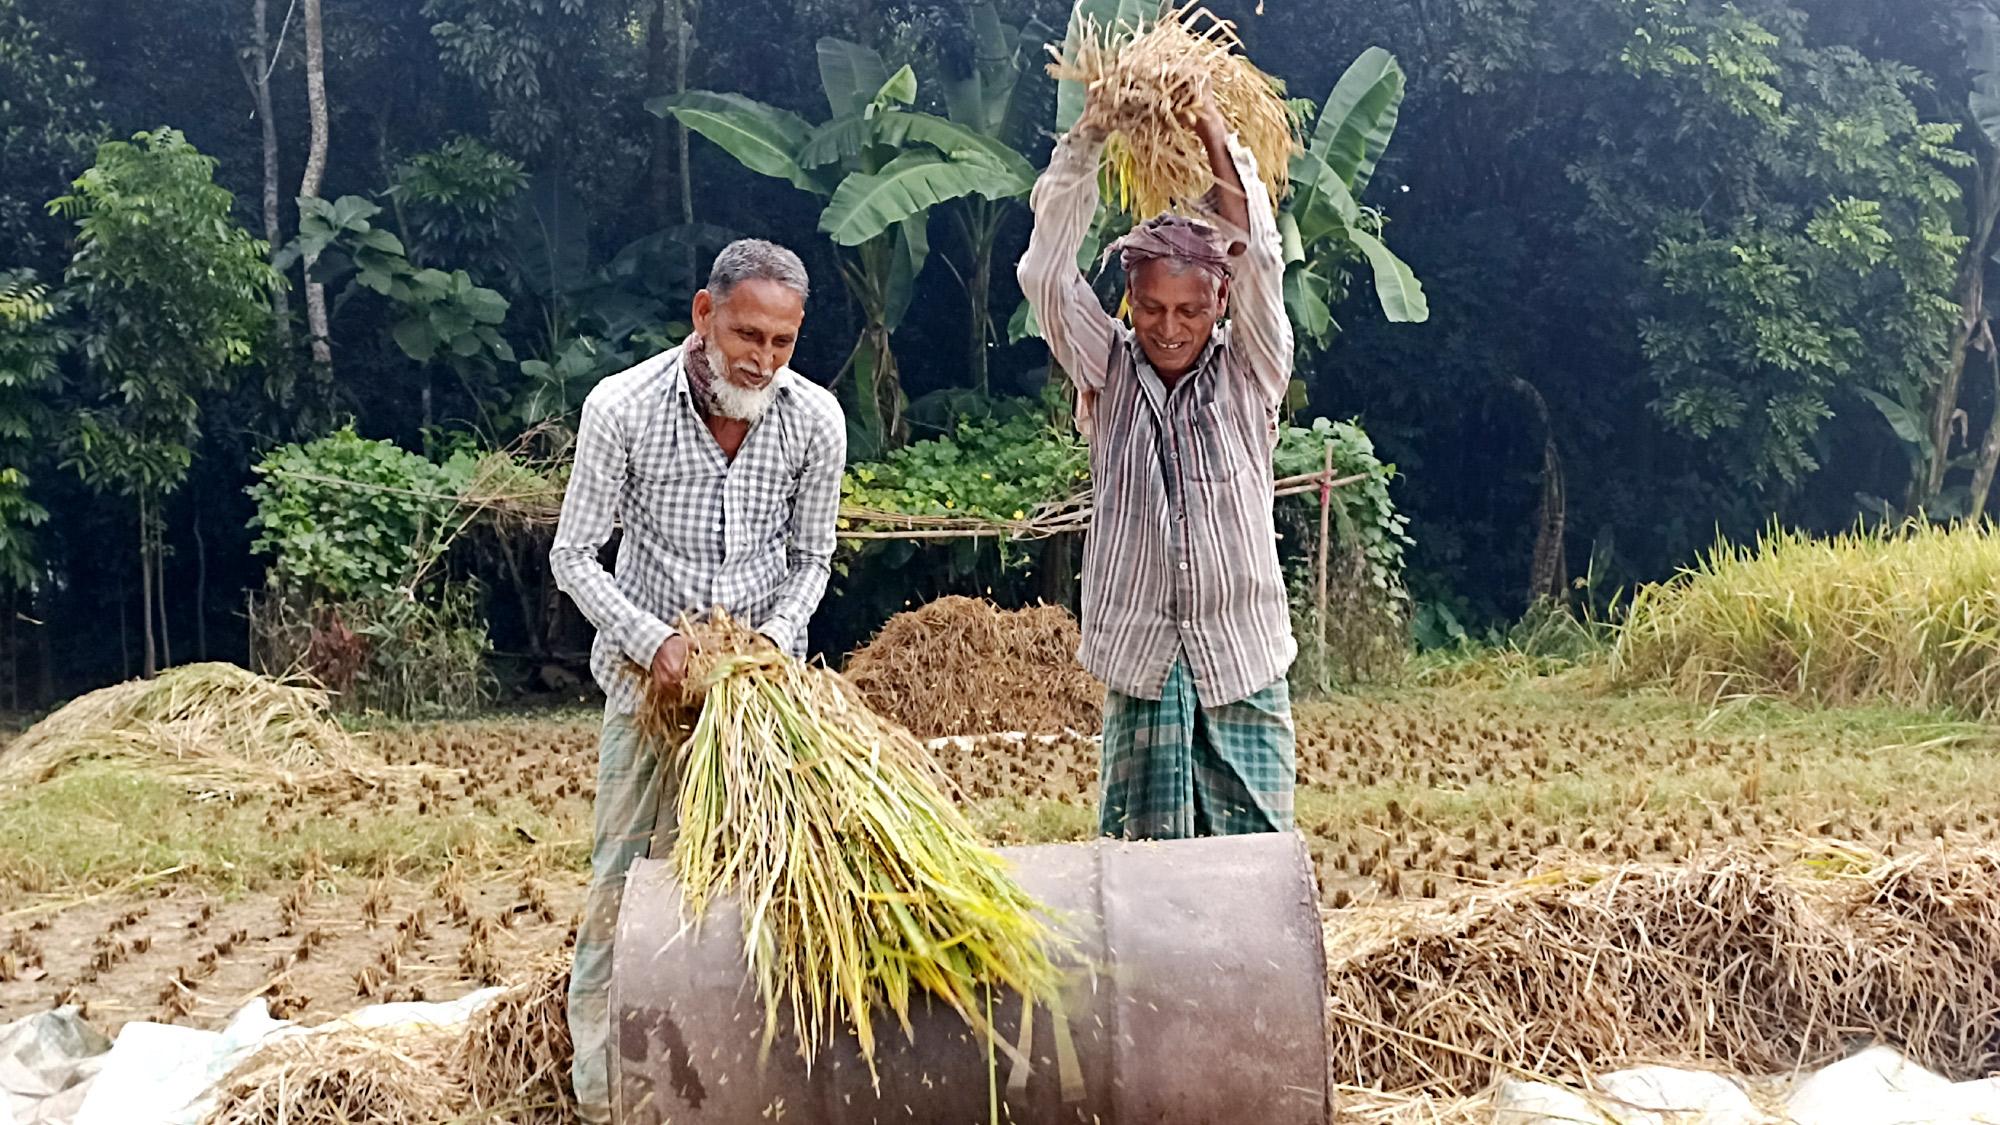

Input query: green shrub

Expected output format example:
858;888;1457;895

248;426;479;599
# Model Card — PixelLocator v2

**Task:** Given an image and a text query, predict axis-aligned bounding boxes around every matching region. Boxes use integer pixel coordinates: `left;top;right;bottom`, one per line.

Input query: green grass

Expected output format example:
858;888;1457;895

0;763;587;895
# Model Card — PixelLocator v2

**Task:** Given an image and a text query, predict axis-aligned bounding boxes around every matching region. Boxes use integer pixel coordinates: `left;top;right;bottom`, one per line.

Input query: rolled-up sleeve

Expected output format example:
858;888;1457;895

549;394;672;671
1018;131;1119;403
1204;136;1293;409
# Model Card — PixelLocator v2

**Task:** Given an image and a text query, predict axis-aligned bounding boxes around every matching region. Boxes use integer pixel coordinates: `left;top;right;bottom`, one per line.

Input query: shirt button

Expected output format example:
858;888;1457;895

1178;561;1189;571
1180;619;1192;630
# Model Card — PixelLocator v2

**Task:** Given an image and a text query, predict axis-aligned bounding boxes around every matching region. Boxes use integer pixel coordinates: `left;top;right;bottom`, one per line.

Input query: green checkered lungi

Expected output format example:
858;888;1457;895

1098;656;1296;839
567;711;680;1116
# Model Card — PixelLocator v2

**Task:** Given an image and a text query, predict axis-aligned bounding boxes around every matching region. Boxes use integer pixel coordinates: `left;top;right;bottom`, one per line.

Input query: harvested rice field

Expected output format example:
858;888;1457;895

5;671;2000;1117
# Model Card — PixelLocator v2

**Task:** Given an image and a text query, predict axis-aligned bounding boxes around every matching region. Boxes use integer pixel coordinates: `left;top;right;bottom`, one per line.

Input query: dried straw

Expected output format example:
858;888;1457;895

642;615;1063;1076
1326;844;2000;1098
200;1024;464;1125
843;597;1104;738
1048;3;1296;218
459;955;576;1124
0;662;387;791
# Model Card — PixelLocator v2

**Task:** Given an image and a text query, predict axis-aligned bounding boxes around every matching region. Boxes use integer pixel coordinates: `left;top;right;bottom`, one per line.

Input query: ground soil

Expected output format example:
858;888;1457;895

8;680;2000;1040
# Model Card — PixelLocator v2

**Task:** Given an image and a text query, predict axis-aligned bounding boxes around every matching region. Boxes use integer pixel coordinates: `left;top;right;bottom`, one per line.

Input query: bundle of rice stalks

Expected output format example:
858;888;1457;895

201;1025;463;1125
0;662;384;790
1611;520;2000;717
1325;844;2000;1098
1048;3;1296;218
459;955;576;1124
844;596;1103;738
643;616;1063;1073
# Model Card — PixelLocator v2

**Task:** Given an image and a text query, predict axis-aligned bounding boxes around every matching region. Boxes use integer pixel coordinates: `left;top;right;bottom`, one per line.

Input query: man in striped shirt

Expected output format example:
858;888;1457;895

1018;88;1298;841
549;239;845;1121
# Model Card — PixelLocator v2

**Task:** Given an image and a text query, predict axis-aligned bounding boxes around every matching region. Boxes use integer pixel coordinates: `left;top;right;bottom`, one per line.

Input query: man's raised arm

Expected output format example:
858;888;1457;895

1017;123;1119;404
1191;100;1293;406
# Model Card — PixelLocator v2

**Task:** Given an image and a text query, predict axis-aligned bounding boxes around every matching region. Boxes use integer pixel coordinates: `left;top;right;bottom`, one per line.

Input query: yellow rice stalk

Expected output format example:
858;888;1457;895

1048;3;1296;219
641;617;1063;1076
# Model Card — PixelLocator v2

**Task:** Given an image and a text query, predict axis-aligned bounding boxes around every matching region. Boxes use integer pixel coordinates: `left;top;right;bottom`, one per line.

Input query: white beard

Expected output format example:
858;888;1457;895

707;370;780;422
691;338;780;423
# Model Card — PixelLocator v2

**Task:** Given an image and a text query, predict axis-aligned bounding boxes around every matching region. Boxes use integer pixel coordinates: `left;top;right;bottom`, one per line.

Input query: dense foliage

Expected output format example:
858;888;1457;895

0;0;1988;700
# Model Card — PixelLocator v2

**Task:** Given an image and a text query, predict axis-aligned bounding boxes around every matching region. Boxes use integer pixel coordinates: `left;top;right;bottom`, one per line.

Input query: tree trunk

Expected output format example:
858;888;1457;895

156;514;172;671
195;503;208;660
1968;328;2000;518
241;0;292;346
1916;152;2000;511
299;0;332;373
139;498;156;678
1511;377;1566;606
645;0;674;225
677;0;695;230
956;206;1000;396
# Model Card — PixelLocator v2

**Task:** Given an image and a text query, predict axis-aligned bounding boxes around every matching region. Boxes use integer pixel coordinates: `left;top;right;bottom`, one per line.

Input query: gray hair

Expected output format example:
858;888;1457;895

707;239;810;304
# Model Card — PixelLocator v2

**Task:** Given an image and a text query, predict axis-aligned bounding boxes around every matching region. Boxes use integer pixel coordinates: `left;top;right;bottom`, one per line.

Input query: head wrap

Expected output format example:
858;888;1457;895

1108;215;1233;284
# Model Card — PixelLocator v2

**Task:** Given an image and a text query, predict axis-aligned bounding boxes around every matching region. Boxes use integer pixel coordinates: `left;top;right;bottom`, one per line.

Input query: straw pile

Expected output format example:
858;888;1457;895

459;956;576;1124
1327;844;2000;1098
844;597;1103;738
1048;3;1295;218
644;615;1063;1073
0;662;382;790
201;1025;463;1125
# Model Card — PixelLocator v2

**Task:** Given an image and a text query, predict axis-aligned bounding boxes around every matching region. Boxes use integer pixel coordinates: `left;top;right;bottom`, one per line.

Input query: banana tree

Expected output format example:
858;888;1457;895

1281;47;1428;355
649;41;1035;456
934;2;1054;397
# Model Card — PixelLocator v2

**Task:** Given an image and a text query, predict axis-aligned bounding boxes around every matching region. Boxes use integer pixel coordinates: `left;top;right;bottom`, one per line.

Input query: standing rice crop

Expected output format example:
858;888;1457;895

1611;520;2000;717
641;618;1063;1075
1048;3;1297;219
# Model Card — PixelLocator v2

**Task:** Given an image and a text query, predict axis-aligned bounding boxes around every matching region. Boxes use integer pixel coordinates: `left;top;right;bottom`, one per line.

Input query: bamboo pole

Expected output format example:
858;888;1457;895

1315;441;1333;690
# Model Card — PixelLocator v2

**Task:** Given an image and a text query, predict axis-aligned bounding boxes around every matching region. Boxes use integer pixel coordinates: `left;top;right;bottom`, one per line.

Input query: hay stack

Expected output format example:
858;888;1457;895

1048;3;1295;219
459;956;576;1124
1326;845;2000;1098
201;1025;463;1125
644;616;1063;1072
844;597;1103;738
0;662;382;790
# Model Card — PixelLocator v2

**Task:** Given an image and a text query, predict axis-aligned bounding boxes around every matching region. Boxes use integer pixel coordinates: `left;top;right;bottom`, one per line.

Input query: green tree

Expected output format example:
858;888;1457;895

388;136;531;276
653;41;1037;456
283;194;515;436
0;0;103;273
1567;1;1966;490
50;127;280;676
0;271;65;590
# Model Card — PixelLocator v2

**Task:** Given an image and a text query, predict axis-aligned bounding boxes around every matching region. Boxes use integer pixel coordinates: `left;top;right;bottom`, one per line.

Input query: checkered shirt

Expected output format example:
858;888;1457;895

1018;129;1297;706
549;343;846;715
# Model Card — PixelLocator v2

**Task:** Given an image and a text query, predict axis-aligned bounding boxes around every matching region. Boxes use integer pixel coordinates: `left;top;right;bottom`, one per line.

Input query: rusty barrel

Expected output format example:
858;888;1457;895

610;832;1330;1124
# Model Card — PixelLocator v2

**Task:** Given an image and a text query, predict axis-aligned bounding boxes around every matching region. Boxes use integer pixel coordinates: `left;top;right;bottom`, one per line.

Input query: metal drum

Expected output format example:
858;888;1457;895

610;832;1330;1124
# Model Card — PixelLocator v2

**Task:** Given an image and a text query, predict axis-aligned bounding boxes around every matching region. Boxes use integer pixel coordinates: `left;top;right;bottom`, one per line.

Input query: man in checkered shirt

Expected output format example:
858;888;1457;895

549;238;844;1121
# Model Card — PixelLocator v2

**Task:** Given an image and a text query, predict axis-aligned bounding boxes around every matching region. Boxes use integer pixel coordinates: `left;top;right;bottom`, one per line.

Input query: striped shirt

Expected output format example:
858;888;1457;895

1017;130;1296;706
549;343;846;715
